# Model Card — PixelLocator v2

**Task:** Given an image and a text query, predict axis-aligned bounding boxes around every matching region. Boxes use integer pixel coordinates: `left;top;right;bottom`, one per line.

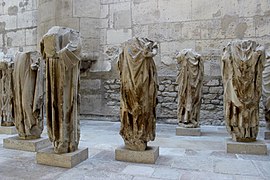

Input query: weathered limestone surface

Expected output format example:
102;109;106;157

115;146;159;164
41;26;81;154
263;53;270;139
221;40;265;142
176;49;203;128
263;53;270;129
176;127;201;136
118;38;158;151
36;147;88;168
0;57;14;126
13;51;44;140
226;138;267;155
3;136;50;152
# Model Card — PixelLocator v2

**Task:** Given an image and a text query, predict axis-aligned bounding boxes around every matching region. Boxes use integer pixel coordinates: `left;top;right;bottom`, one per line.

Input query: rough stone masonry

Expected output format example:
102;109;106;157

1;0;270;125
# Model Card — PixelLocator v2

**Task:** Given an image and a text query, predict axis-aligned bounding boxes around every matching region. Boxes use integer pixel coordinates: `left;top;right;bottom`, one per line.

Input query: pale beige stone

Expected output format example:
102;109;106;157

262;53;270;132
115;146;159;164
40;26;81;154
0;57;14;127
3;136;50;152
118;38;158;151
226;138;267;155
176;127;201;136
36;147;88;168
0;126;17;134
176;49;203;128
13;51;44;140
221;40;265;142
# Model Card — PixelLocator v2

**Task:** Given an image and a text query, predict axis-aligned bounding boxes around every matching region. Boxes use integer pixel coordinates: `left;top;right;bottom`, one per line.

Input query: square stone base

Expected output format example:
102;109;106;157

3;136;51;152
115;146;159;164
176;127;201;136
226;138;267;155
264;131;270;140
0;126;17;135
36;147;88;168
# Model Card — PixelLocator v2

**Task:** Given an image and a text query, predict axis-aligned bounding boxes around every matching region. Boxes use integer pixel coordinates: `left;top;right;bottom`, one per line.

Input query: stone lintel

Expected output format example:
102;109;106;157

36;147;89;168
176;126;201;136
3;136;51;152
226;138;267;155
265;131;270;140
0;126;17;135
115;146;159;164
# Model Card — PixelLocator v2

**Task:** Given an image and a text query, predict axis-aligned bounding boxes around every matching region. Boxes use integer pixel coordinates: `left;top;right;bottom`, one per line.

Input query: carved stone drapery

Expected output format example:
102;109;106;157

13;51;44;139
176;49;204;128
118;38;158;151
0;58;14;126
41;26;81;154
221;40;265;142
263;53;270;130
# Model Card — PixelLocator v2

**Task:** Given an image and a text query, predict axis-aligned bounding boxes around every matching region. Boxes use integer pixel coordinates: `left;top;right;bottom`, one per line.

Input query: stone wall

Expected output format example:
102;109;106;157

1;0;270;125
0;0;37;55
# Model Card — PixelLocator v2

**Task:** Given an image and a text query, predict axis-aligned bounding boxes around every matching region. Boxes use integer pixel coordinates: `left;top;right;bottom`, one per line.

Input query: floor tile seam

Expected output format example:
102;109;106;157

251;159;268;178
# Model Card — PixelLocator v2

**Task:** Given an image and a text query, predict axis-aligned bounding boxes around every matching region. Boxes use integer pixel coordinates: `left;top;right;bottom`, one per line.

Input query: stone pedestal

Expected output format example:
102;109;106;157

264;131;270;140
226;138;267;155
115;146;159;164
176;127;201;136
36;147;88;168
0;126;17;135
3;136;50;152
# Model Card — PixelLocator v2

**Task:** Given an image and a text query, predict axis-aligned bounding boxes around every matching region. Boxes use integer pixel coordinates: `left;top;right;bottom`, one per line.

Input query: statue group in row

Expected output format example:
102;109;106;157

1;26;269;155
1;26;81;154
118;38;268;152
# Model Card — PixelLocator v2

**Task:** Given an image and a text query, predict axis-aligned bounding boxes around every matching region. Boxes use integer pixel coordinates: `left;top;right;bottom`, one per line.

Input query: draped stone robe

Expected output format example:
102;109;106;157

13;51;44;139
0;58;14;126
176;49;204;128
41;26;81;153
118;37;158;151
263;53;270;130
221;40;265;142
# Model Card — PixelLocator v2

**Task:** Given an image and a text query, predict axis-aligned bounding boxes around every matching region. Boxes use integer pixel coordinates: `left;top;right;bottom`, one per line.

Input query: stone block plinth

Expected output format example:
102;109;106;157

115;146;159;164
36;147;88;168
226;138;267;155
176;127;201;136
3;136;50;152
264;131;270;140
0;126;17;135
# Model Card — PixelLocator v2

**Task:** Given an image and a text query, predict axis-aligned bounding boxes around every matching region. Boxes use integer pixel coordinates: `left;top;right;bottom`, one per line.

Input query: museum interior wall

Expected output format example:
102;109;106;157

0;0;270;125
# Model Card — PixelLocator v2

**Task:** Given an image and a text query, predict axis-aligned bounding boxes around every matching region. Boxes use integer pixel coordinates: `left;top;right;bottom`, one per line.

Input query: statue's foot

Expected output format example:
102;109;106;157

18;135;40;140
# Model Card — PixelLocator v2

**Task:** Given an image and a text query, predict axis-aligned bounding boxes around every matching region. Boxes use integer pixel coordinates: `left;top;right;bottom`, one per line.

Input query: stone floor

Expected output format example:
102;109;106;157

0;120;270;180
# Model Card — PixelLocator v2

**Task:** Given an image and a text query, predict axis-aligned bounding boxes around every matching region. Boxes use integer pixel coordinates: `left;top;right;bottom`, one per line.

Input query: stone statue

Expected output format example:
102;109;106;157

118;37;158;151
13;51;44;139
40;26;81;153
221;40;265;142
176;49;204;128
0;57;14;127
263;53;270;131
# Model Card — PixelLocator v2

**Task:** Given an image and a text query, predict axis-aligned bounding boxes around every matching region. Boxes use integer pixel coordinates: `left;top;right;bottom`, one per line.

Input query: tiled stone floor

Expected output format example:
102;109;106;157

0;120;269;180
